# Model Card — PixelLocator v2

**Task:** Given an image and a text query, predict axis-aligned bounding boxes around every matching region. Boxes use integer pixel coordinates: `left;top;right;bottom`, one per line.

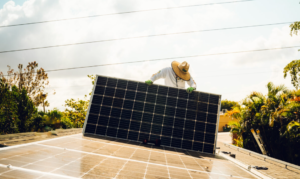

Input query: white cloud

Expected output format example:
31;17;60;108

204;26;300;68
0;0;299;111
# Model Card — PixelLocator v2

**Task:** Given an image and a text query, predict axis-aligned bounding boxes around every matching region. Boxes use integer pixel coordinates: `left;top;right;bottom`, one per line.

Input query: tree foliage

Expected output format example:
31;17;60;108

221;100;239;111
0;79;19;134
61;116;73;129
227;120;243;147
290;21;300;36
61;75;95;129
0;61;51;107
0;62;85;133
29;111;46;132
64;98;89;128
44;109;63;129
0;79;36;134
14;86;36;132
283;60;300;89
225;82;300;165
87;74;96;95
29;109;75;131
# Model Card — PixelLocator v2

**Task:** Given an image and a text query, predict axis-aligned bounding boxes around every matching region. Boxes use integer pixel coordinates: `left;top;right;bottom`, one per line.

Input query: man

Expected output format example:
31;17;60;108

145;61;197;93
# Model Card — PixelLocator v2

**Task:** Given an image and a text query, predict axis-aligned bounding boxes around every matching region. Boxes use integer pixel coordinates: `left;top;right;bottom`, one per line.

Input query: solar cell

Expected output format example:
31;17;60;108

83;75;221;154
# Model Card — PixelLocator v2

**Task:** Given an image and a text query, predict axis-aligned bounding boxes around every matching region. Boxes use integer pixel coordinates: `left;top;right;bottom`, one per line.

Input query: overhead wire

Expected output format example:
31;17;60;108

0;0;296;82
222;87;295;94
38;45;300;72
1;0;295;101
0;0;254;28
42;70;280;89
0;22;293;54
1;45;298;77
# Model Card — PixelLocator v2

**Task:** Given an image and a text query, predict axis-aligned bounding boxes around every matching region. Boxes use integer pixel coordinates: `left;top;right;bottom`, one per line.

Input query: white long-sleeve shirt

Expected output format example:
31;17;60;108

150;67;197;89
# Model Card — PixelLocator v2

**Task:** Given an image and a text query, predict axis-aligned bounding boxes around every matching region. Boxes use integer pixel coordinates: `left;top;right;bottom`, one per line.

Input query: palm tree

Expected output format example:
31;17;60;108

226;83;290;155
286;121;300;138
29;111;46;132
225;107;243;146
282;90;300;122
227;120;243;147
264;82;290;127
44;109;62;130
281;121;300;164
224;82;300;164
257;82;289;156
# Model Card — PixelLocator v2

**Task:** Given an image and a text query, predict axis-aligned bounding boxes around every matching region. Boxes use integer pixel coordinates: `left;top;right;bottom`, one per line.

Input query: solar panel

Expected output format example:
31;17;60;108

83;75;221;154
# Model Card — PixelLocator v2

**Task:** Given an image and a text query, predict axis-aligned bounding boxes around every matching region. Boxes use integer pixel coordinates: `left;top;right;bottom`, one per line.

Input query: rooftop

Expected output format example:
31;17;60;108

0;133;256;179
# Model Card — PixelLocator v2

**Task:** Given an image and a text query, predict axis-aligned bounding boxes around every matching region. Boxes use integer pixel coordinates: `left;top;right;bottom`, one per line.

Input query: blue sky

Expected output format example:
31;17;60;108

0;0;299;110
0;0;25;8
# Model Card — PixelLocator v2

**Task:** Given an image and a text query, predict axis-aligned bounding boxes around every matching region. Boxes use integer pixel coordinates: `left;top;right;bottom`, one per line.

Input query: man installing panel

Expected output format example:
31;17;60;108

145;61;197;93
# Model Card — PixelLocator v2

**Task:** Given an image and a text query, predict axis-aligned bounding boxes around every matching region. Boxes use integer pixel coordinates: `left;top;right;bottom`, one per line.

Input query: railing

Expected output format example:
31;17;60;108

223;142;300;171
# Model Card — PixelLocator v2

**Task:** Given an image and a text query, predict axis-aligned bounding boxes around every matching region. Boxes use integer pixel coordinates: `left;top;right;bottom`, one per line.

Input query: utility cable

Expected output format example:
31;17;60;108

0;22;293;54
43;45;300;73
1;45;298;77
43;70;280;89
0;0;254;28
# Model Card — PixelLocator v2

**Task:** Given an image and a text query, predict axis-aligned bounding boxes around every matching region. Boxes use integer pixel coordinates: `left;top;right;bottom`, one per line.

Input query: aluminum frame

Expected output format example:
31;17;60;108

223;143;300;170
82;75;99;134
213;95;222;154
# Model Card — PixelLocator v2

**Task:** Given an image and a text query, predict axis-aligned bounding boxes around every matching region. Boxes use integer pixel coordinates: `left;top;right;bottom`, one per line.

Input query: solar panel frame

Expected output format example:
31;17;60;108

83;75;221;155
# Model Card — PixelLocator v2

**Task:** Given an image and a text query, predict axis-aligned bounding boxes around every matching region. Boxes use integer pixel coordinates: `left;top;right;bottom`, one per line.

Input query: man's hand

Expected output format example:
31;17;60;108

145;80;153;86
186;87;195;94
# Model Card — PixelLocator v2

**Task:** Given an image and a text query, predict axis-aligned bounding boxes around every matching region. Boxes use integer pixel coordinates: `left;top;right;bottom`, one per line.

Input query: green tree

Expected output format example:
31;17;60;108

64;98;89;128
0;79;19;134
264;82;289;127
61;116;73;129
284;60;300;89
61;74;95;129
282;121;300;164
0;61;51;107
12;86;36;132
290;21;300;36
228;120;243;147
44;109;63;130
286;121;300;138
29;111;46;132
221;100;239;111
225;82;300;165
281;90;300;123
285;21;300;89
87;74;96;95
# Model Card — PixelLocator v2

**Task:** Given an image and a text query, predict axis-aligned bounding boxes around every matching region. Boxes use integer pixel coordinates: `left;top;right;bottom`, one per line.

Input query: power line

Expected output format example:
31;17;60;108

0;0;254;28
44;83;295;94
43;45;300;72
222;87;295;95
199;66;269;73
1;45;298;77
0;22;293;54
43;70;279;89
199;70;278;78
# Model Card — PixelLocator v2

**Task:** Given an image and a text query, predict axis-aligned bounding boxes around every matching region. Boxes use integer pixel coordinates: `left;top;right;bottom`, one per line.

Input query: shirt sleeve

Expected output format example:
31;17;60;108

150;67;168;82
188;76;197;89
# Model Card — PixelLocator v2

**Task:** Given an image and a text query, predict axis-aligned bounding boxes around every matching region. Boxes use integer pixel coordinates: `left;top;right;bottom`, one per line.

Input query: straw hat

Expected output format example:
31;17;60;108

171;61;190;81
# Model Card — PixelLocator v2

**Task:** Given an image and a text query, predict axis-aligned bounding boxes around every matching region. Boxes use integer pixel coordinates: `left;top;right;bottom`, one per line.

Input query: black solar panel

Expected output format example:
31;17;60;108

83;75;221;154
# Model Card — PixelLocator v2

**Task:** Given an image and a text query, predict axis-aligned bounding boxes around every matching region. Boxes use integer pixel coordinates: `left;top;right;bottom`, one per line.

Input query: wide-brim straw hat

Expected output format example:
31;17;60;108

171;61;190;81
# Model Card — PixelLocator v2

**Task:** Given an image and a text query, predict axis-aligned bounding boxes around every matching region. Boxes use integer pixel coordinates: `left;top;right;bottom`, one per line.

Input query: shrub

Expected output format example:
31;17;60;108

61;117;73;129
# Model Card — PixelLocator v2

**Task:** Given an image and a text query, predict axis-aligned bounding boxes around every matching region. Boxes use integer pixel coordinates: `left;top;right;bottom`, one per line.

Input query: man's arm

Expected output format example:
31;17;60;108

188;76;197;89
150;68;168;82
186;76;197;93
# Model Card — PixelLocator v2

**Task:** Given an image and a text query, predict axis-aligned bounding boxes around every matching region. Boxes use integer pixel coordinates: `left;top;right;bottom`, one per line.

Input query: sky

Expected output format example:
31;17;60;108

0;0;300;111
